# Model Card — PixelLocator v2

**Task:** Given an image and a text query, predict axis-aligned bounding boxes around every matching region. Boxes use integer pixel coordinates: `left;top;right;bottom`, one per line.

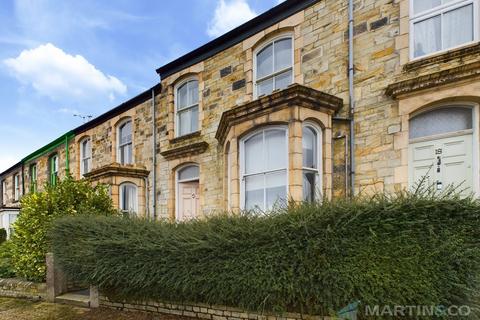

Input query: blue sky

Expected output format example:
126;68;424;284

0;0;282;172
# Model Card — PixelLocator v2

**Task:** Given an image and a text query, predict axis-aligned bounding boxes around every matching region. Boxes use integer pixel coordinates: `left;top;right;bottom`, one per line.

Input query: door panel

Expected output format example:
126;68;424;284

409;134;473;195
439;135;472;194
178;181;199;221
410;142;436;188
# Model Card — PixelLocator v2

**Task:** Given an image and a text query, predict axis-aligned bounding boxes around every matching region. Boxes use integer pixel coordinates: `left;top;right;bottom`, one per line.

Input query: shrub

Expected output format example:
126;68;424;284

11;177;117;282
51;191;480;318
0;241;15;278
0;228;7;244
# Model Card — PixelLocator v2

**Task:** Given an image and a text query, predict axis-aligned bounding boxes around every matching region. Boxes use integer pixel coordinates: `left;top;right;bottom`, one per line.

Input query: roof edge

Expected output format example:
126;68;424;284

156;0;319;78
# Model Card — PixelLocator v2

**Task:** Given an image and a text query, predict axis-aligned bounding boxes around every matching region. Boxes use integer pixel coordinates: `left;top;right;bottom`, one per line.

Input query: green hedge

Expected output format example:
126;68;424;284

11;177;117;281
51;192;480;317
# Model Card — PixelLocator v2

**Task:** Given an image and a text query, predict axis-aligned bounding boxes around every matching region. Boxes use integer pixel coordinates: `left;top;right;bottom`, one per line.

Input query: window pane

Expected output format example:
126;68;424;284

177;83;188;109
265;129;286;171
188;80;199;105
179;166;199;181
303;171;317;202
257;44;273;79
409;107;473;139
257;78;274;97
245;174;264;210
274;38;292;71
413;0;441;14
266;171;286;210
413;15;441;57
178;109;192;136
245;132;263;174
190;106;199;133
444;4;473;49
274;70;293;91
303;127;317;168
120;122;132;145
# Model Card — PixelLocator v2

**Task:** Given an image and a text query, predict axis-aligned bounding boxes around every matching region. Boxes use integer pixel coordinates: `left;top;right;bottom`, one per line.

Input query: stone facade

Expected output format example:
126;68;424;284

1;0;480;219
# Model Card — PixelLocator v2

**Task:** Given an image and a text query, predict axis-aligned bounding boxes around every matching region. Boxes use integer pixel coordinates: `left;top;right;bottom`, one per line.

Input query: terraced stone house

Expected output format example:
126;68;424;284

1;0;479;230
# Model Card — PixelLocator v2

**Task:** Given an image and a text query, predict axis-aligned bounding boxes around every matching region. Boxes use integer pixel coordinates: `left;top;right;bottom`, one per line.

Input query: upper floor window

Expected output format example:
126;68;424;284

302;124;322;202
80;137;92;176
1;180;6;205
118;120;133;165
50;155;59;186
255;36;293;97
240;126;288;211
175;79;199;137
411;0;478;59
30;164;37;193
13;173;20;201
119;182;137;216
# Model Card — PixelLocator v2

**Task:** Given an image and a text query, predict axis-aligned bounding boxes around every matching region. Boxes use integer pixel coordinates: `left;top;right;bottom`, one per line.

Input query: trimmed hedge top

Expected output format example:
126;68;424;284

51;192;480;317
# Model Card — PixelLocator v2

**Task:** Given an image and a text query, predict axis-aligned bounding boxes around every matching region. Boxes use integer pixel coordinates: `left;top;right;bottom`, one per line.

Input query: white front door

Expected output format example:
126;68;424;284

178;181;199;221
409;134;473;195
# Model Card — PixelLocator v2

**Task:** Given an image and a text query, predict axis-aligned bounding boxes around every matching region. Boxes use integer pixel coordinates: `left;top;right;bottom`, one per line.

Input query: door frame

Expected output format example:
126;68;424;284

175;163;200;221
408;102;479;196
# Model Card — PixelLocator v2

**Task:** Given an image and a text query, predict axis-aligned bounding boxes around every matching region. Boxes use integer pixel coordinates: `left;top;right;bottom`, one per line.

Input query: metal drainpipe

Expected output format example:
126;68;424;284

152;87;157;220
348;0;356;197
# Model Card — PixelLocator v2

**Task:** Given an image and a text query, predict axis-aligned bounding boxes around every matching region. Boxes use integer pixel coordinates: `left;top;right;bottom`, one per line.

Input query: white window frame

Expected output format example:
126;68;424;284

175;164;200;221
253;34;294;98
174;78;200;138
239;126;289;211
409;0;479;60
13;174;20;202
117;119;133;165
80;137;92;177
302;122;323;202
119;182;138;215
1;180;6;205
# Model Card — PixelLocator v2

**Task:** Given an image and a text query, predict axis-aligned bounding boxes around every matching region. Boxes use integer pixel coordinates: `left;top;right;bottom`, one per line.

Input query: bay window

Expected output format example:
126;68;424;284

255;36;293;97
411;0;478;58
176;79;199;137
241;127;288;211
119;182;138;216
302;124;322;202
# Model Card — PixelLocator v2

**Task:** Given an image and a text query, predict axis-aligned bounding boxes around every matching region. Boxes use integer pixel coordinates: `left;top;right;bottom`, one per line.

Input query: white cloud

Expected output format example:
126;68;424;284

3;43;127;102
207;0;257;38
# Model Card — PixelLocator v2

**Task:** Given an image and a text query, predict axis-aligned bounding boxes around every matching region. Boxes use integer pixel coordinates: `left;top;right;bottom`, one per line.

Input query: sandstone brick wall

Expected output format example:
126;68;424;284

100;296;335;320
0;278;46;300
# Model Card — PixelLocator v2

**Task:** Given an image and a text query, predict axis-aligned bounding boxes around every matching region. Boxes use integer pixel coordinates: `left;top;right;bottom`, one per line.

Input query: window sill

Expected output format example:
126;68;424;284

170;131;201;144
404;42;480;72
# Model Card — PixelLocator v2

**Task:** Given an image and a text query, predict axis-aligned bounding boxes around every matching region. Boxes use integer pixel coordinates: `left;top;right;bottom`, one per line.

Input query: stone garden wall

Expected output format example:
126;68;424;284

0;278;46;300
